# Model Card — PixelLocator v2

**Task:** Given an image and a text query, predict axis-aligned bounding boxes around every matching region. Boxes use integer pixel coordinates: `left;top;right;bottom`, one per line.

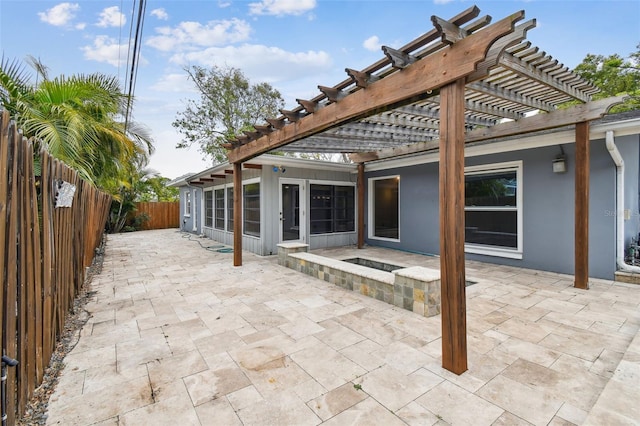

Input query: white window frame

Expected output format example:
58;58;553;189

226;184;234;232
464;161;523;259
204;188;214;228
209;184;225;231
242;177;261;239
368;175;400;242
309;179;356;236
184;190;191;217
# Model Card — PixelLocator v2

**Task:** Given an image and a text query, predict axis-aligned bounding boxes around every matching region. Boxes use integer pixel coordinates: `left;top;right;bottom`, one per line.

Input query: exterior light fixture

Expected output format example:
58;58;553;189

553;145;567;173
552;156;566;173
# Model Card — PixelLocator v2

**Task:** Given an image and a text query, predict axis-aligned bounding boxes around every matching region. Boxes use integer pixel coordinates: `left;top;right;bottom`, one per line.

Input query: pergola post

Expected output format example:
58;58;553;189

575;121;590;289
233;162;242;266
439;78;467;374
357;163;365;249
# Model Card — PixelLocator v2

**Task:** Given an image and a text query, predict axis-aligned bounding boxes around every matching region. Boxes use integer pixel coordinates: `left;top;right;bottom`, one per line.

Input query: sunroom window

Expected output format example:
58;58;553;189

226;187;234;232
465;161;522;259
214;188;225;230
204;190;213;228
243;182;260;237
310;184;355;234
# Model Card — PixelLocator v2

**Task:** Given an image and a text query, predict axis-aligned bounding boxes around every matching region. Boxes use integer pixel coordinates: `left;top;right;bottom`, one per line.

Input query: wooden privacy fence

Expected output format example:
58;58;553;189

133;201;179;230
0;110;111;423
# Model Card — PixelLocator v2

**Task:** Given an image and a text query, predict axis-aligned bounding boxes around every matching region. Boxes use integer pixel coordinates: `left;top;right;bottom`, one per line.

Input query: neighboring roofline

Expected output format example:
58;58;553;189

364;112;640;172
167;173;196;187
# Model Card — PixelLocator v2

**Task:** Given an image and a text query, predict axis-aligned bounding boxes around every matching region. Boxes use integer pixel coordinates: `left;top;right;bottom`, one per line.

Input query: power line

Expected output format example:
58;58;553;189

124;0;146;134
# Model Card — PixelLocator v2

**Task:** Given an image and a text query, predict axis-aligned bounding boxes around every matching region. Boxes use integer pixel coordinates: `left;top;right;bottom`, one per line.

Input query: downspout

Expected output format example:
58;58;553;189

605;130;640;273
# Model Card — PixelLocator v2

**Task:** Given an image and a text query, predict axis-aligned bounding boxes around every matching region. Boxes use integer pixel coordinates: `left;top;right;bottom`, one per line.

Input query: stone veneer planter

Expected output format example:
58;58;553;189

277;243;441;317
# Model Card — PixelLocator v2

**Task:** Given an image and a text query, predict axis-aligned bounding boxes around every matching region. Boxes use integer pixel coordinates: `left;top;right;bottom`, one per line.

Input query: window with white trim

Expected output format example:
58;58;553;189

226;186;234;232
465;161;523;259
368;175;400;241
243;181;260;237
204;190;213;228
185;191;191;216
214;188;225;230
310;184;355;234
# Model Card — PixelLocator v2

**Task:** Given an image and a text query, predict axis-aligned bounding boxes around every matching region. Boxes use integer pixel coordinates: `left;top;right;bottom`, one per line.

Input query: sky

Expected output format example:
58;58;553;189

1;0;639;179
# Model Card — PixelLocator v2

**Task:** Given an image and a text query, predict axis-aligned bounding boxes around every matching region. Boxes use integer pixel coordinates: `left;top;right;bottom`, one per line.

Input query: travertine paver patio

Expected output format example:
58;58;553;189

45;229;640;425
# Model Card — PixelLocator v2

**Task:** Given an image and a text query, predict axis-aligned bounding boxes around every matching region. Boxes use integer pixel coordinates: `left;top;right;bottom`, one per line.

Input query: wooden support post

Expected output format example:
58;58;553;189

233;162;242;266
439;78;468;374
575;121;590;289
357;163;365;249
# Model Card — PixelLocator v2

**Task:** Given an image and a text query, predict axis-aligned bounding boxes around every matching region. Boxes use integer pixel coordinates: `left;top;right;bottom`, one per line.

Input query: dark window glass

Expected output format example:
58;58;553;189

465;210;517;248
204;191;213;228
243;183;260;237
465;170;518;249
465;172;516;207
310;184;355;234
227;187;234;232
373;178;399;239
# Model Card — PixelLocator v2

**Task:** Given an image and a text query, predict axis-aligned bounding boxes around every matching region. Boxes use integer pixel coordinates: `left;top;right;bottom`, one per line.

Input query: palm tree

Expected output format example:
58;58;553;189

0;56;154;187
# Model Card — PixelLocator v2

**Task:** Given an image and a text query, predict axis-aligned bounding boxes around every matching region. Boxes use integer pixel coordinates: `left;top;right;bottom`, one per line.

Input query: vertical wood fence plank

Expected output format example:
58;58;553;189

40;151;54;368
0;111;9;372
5;118;20;425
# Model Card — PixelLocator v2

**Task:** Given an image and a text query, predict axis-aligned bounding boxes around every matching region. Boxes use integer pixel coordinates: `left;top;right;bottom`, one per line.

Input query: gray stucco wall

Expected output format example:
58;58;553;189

365;134;639;280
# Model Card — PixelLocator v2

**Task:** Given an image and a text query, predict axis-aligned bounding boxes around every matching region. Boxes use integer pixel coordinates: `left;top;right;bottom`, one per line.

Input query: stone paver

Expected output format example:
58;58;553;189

45;229;640;425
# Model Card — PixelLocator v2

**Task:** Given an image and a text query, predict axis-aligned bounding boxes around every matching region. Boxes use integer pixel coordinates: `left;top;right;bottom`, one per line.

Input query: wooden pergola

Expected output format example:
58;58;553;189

223;6;623;374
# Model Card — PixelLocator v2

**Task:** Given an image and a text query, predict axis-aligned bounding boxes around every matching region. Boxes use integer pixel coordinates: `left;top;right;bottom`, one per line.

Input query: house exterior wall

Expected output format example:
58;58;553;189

194;163;357;256
364;134;640;280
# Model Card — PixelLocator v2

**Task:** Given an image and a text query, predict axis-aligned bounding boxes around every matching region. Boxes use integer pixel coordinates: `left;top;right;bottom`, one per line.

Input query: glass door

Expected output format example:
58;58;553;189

280;179;305;243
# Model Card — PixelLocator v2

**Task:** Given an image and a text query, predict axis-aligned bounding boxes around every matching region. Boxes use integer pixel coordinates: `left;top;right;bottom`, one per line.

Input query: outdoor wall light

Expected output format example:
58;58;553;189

552;156;567;173
553;145;567;174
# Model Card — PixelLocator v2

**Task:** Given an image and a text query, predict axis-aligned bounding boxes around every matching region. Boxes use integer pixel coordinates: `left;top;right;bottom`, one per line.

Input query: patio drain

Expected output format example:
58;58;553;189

216;248;234;253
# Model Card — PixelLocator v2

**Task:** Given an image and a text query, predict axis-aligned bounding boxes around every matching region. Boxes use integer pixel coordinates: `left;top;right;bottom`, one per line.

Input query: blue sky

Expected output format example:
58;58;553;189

1;0;639;179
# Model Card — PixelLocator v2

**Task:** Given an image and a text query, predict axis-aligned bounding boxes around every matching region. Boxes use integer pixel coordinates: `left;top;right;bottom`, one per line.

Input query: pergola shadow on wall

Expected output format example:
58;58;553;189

221;5;623;374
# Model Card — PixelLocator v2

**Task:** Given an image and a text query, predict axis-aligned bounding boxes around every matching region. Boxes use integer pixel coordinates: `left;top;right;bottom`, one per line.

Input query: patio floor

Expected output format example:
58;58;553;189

44;229;640;425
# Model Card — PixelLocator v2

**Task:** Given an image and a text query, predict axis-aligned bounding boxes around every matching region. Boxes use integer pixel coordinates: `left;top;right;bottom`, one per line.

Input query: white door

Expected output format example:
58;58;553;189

279;179;306;243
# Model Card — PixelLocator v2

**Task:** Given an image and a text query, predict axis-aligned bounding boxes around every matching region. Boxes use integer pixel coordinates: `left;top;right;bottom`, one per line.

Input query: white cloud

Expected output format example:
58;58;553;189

38;2;80;27
218;1;232;8
81;35;132;67
170;43;332;84
146;19;251;52
433;0;454;4
363;35;380;52
249;0;316;16
151;73;197;93
96;6;125;28
150;8;169;20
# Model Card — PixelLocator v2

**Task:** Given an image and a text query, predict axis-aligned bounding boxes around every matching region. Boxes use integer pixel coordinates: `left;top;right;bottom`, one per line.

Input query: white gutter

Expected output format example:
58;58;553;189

605;130;640;273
